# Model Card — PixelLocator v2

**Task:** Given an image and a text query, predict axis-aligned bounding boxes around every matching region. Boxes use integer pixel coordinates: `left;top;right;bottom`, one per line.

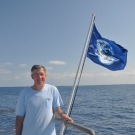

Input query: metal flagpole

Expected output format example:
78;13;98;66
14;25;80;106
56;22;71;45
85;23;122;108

59;14;96;135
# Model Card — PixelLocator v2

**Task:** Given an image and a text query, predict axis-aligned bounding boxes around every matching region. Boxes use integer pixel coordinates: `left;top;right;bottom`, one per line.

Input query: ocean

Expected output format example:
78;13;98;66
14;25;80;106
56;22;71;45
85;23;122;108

0;84;135;135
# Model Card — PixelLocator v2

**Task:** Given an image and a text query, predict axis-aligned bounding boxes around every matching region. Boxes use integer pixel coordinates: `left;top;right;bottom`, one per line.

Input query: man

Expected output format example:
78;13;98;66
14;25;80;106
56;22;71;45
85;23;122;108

15;65;73;135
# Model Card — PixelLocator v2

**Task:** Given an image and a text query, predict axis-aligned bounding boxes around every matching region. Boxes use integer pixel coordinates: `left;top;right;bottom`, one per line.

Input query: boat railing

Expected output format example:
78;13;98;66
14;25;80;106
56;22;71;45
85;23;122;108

66;121;95;135
0;110;96;135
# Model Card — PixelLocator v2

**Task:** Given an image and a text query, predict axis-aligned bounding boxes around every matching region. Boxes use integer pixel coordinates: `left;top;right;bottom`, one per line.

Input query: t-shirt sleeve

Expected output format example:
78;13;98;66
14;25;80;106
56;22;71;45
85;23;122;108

53;87;63;108
15;91;26;116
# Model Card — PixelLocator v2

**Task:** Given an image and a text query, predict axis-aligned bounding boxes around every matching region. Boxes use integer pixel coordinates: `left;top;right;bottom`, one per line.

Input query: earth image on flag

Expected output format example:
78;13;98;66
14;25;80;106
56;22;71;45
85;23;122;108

95;39;119;65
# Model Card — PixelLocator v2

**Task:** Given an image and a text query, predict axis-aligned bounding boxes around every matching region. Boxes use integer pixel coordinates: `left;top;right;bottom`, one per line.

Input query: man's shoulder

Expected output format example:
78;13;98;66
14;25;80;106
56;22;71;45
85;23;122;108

22;86;31;91
20;87;32;94
45;84;59;94
45;84;57;90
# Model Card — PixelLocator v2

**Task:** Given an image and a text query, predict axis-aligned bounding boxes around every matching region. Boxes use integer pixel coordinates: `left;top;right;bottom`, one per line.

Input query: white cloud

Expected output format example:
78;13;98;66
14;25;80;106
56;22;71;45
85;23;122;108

0;62;12;67
121;71;135;76
48;72;75;79
5;62;12;65
1;76;11;80
0;69;11;74
46;67;53;70
81;72;95;77
83;71;133;78
47;70;135;80
19;64;26;67
22;72;31;75
0;72;31;81
15;72;31;80
1;76;21;81
49;61;66;65
14;76;20;80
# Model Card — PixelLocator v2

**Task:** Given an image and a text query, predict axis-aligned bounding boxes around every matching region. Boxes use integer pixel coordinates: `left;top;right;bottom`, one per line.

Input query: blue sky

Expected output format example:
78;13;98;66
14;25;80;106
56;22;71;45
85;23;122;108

0;0;135;86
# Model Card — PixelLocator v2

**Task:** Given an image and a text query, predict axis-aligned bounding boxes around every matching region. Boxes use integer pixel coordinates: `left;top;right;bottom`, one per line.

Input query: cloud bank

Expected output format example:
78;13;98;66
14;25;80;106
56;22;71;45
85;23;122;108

49;61;66;65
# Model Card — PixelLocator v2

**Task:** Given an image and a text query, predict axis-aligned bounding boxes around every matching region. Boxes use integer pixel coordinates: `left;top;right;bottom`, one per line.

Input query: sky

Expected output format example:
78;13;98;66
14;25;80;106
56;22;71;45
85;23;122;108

0;0;135;87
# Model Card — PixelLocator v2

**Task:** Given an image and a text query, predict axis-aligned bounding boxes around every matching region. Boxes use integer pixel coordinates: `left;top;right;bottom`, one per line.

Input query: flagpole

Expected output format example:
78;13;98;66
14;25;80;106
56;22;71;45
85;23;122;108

59;14;96;135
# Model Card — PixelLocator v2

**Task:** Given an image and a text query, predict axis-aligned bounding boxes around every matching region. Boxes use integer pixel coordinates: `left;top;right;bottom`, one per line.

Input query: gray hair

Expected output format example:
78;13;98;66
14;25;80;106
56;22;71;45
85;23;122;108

31;65;46;74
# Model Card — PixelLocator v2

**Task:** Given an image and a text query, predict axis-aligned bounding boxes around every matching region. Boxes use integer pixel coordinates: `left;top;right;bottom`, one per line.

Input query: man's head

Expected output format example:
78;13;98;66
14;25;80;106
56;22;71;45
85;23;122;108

31;65;46;74
31;65;47;87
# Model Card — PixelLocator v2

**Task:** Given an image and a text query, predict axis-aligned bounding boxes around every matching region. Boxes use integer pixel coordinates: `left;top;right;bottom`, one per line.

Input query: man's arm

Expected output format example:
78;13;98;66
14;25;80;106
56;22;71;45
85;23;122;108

16;115;24;135
53;106;73;125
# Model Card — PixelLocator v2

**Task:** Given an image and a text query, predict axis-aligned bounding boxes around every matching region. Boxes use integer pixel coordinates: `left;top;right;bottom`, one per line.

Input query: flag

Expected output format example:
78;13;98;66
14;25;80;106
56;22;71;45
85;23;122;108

87;24;128;71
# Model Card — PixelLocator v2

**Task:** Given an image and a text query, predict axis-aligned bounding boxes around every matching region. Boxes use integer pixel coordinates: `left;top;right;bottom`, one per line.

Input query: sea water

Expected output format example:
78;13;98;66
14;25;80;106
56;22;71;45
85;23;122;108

0;84;135;135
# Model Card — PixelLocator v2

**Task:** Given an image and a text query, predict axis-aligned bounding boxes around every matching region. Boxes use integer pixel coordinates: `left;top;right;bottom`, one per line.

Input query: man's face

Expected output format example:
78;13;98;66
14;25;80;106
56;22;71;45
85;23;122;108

31;68;46;86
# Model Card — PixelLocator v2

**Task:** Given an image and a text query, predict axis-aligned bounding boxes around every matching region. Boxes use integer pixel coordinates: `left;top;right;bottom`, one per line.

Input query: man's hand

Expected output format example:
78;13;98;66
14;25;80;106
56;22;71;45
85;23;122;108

16;115;24;135
61;113;73;126
53;107;73;126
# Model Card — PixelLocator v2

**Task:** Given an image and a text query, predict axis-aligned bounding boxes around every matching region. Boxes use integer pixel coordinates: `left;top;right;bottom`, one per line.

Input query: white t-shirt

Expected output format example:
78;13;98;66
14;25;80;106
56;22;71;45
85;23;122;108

15;84;63;135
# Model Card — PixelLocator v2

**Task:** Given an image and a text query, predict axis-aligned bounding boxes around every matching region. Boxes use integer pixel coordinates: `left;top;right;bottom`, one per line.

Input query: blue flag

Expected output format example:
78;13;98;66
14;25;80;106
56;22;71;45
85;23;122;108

87;24;128;71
